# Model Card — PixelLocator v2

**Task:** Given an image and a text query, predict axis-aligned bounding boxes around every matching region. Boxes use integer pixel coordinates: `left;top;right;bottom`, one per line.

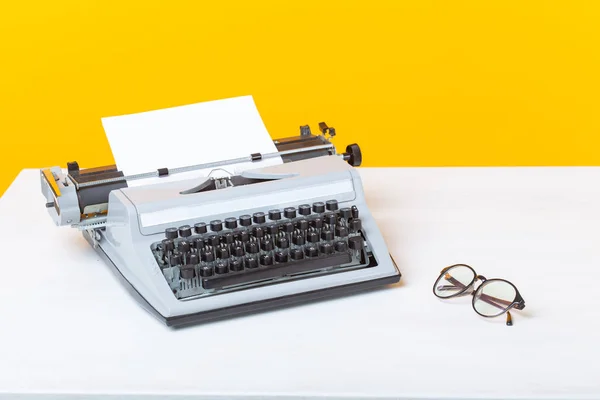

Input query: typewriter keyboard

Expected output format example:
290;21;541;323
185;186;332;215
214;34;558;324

151;200;371;299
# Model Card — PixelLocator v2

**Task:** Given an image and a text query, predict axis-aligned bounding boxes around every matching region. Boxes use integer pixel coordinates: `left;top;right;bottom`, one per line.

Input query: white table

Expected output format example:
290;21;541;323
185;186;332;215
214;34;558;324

1;168;599;400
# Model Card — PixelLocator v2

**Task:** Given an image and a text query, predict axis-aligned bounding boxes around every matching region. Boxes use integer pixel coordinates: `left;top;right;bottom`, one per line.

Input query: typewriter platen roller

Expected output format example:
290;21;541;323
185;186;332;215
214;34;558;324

40;123;400;326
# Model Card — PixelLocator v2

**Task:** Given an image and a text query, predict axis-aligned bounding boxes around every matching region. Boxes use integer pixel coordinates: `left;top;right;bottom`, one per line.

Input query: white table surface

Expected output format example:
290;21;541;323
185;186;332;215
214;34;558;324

1;167;599;400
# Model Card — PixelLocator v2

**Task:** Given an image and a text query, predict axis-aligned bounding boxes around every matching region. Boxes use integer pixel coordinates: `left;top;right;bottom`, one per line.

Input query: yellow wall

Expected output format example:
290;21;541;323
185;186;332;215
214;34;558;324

1;1;600;196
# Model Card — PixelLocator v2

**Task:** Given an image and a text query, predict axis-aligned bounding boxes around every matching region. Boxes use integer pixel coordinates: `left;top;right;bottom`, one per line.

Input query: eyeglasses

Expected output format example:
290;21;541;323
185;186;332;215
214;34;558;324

432;264;526;326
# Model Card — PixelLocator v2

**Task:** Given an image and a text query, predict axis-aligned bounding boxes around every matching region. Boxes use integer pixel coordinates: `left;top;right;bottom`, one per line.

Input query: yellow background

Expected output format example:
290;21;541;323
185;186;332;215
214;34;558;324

1;1;600;196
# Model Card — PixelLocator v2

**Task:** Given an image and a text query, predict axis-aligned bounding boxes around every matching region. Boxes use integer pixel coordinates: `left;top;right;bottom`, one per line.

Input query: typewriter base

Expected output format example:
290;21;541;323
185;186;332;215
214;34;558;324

87;231;401;328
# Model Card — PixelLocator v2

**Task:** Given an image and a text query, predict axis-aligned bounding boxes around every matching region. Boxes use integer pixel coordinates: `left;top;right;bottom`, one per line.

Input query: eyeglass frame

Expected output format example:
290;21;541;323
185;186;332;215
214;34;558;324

432;264;526;326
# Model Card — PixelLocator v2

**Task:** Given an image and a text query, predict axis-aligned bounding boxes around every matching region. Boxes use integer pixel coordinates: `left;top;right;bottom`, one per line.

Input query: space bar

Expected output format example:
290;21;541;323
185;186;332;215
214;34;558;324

202;253;352;290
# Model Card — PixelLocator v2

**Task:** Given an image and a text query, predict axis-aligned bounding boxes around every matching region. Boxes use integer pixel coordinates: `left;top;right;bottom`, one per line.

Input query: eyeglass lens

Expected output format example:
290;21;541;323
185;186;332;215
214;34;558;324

473;280;516;317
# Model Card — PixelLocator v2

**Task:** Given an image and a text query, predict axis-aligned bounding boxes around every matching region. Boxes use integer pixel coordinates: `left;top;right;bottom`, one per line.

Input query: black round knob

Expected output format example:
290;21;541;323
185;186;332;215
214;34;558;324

178;225;192;238
268;209;282;221
275;251;288;263
252;226;265;238
349;219;362;233
169;254;182;266
321;230;334;241
339;208;352;220
310;218;323;229
215;261;228;274
305;245;318;257
307;231;319;243
234;229;250;242
290;248;304;260
351;205;359;219
284;207;297;219
199;265;214;277
161;239;174;252
201;251;215;262
323;212;337;226
217;247;230;259
210;220;223;232
282;222;294;233
298;204;311;216
326;200;339;211
292;235;305;246
239;215;252;227
335;225;349;238
261;239;274;251
253;212;266;224
276;237;290;249
319;242;334;255
260;254;274;266
165;227;178;239
335;241;348;252
230;259;244;271
233;246;244;257
245;242;259;254
266;224;279;235
312;202;325;213
207;234;219;247
245;256;258;269
221;232;234;245
189;253;200;265
180;265;195;279
224;217;238;229
348;236;364;250
178;240;190;253
345;144;362;167
296;219;309;231
194;222;208;234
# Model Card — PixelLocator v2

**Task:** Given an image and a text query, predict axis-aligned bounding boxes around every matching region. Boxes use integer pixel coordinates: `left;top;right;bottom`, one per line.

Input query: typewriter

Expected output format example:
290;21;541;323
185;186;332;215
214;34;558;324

40;123;401;326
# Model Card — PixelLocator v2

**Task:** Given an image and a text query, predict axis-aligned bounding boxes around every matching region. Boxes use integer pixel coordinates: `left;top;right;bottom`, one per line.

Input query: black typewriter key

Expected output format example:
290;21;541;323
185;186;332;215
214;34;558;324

252;226;265;239
268;209;282;221
290;248;304;260
266;224;279;236
201;251;215;262
307;231;319;243
194;238;204;249
260;254;274;266
253;212;266;224
230;258;244;271
200;265;214;277
339;207;352;220
292;235;305;246
335;225;349;238
206;234;220;247
179;225;192;238
326;199;339;211
284;207;297;219
215;261;228;274
165;227;178;239
260;239;274;251
217;247;230;259
221;232;234;245
349;219;362;233
210;220;223;232
239;214;252;227
161;239;174;252
275;251;289;263
245;242;259;254
334;241;348;252
348;236;364;250
319;242;334;255
296;219;309;231
169;254;182;266
276;237;290;249
305;245;318;257
310;218;323;229
245;256;258;269
189;253;200;265
224;217;238;229
178;240;190;253
298;204;311;216
351;205;359;219
233;229;250;242
321;230;334;241
233;246;245;257
312;202;325;213
180;265;195;279
194;222;208;234
282;222;294;233
323;212;337;226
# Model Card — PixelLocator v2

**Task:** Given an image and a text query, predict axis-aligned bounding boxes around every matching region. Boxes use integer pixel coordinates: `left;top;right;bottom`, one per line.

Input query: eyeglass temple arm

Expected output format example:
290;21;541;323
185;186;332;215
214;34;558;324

443;274;513;309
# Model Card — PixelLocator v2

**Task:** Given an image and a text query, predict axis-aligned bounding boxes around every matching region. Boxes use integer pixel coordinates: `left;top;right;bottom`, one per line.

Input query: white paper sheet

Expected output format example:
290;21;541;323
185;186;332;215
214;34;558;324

101;95;282;187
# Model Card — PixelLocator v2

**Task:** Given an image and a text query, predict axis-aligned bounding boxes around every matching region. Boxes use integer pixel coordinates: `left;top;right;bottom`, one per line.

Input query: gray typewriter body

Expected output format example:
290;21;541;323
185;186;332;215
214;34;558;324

41;126;401;326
